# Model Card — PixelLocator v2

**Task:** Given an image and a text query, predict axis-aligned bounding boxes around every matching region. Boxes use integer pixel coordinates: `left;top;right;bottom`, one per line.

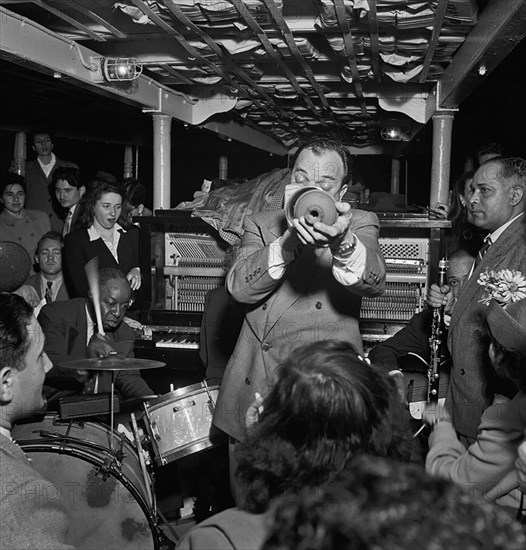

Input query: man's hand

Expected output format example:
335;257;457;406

423;400;451;428
73;369;90;384
428;202;449;220
292;200;352;248
87;333;116;358
245;392;264;430
427;283;455;313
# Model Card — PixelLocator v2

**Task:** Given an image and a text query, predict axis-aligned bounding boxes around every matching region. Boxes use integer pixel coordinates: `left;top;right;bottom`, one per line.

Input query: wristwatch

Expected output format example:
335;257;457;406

333;233;357;260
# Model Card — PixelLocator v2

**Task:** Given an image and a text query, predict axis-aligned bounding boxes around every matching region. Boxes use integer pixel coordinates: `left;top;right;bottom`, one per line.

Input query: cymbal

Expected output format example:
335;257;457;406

58;355;166;371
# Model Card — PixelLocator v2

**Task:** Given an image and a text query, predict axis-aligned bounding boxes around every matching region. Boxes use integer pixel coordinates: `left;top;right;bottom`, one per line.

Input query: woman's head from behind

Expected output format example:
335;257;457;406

76;179;124;230
236;340;409;513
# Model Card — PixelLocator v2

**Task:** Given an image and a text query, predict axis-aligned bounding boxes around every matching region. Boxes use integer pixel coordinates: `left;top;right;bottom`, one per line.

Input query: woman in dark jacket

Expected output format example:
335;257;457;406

63;178;141;297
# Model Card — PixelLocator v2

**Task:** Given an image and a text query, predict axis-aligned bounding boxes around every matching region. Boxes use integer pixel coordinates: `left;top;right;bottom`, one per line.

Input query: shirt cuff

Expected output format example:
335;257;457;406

332;237;367;286
268;238;295;280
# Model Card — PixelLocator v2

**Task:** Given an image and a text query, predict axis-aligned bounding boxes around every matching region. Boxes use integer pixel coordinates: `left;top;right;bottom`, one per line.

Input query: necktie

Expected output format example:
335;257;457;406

474;237;492;270
63;210;73;236
44;281;53;304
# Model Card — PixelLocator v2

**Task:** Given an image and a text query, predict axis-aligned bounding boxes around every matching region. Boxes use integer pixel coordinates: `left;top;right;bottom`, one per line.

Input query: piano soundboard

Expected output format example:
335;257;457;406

163;232;227;312
361;236;429;344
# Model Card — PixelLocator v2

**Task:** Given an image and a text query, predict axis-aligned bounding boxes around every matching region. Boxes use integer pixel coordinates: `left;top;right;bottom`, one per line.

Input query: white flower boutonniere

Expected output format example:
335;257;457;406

477;269;526;306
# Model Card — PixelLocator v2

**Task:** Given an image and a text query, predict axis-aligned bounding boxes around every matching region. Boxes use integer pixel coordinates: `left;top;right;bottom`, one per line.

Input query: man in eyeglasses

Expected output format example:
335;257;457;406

37;267;153;401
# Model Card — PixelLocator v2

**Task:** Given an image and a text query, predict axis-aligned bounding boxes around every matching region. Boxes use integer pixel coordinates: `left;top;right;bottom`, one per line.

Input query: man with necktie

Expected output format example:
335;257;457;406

53;167;85;236
24;231;69;312
428;157;526;445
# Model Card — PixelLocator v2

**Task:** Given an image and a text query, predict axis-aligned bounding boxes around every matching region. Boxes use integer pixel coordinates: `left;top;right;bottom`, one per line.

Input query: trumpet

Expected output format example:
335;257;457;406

428;258;448;403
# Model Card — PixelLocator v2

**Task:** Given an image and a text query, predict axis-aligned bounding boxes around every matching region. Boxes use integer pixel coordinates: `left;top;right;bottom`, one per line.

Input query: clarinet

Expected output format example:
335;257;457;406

428;258;448;403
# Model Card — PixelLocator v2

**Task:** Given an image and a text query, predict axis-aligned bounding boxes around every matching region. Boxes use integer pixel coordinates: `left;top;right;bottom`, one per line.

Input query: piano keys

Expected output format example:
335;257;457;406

135;325;204;394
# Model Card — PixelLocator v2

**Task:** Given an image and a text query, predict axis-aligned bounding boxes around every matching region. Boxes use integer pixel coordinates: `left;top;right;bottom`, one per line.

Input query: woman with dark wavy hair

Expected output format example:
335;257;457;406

62;178;141;297
176;340;411;550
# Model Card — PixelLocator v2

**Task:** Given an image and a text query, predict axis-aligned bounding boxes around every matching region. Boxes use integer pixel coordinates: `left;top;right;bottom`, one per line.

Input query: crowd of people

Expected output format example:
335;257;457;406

1;134;526;549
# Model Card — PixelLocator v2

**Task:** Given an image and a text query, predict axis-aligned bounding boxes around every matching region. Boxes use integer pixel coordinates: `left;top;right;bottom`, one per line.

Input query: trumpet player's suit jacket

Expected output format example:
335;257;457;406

447;216;526;442
212;208;386;442
38;298;153;399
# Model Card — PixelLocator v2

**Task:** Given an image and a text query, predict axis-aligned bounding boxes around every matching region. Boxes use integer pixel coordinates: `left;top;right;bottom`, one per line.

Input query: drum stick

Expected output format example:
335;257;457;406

85;257;105;336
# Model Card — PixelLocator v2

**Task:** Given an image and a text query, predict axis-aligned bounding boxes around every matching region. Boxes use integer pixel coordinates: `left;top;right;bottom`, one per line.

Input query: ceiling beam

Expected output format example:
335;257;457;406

201;120;288;156
430;0;526;112
0;6;236;126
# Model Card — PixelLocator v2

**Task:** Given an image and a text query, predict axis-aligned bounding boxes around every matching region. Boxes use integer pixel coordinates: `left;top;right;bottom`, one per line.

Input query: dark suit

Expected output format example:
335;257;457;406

24;157;78;232
25;273;69;302
63;226;140;297
448;216;526;441
38;298;153;398
368;309;434;374
213;209;386;442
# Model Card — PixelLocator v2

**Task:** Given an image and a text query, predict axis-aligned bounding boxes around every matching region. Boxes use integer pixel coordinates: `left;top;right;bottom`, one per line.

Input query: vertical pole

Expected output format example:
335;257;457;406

152;114;172;210
12;132;26;175
219;154;228;180
391;157;401;194
123;145;133;179
430;112;454;210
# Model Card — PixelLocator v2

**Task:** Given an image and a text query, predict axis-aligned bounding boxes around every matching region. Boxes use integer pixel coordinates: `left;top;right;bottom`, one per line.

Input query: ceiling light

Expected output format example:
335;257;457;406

102;57;142;82
380;126;410;142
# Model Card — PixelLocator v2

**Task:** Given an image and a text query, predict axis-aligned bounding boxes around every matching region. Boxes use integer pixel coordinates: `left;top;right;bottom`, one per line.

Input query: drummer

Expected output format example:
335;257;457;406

38;267;154;403
0;293;73;549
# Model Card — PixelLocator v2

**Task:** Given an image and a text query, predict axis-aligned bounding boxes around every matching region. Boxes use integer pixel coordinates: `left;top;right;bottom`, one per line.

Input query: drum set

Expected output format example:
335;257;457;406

11;355;220;550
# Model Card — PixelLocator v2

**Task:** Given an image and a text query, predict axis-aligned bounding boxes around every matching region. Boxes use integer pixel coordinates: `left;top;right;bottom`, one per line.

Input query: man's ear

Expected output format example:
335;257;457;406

137;204;145;215
511;186;523;207
79;186;86;198
0;366;16;404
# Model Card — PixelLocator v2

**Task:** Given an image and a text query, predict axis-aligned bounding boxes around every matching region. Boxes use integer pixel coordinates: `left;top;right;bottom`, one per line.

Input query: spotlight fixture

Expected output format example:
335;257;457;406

102;57;142;82
380;126;410;142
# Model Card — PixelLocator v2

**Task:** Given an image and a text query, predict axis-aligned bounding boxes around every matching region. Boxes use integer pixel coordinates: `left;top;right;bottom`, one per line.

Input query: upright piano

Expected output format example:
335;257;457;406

135;212;229;393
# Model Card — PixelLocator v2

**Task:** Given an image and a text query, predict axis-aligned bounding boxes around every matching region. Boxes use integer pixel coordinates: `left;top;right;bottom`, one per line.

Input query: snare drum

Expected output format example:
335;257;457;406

12;415;158;550
140;382;219;466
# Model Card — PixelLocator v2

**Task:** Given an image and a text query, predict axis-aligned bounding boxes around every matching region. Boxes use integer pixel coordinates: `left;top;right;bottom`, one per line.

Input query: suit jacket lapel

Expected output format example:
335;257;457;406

450;218;523;328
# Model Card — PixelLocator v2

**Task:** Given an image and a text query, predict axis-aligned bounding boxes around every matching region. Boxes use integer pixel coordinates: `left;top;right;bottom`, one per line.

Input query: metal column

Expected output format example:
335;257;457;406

430;112;454;209
390;157;401;194
123;145;134;179
12;132;26;175
219;154;228;180
153;114;172;210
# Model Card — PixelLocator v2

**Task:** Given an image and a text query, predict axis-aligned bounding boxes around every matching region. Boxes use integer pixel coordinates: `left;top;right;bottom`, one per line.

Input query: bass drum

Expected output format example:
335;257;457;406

12;414;158;550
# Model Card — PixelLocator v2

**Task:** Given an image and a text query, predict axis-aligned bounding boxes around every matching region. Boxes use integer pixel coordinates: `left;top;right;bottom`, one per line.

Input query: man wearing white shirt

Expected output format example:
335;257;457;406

24;130;78;232
428;157;526;444
53;167;85;236
25;231;69;310
213;137;386;446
